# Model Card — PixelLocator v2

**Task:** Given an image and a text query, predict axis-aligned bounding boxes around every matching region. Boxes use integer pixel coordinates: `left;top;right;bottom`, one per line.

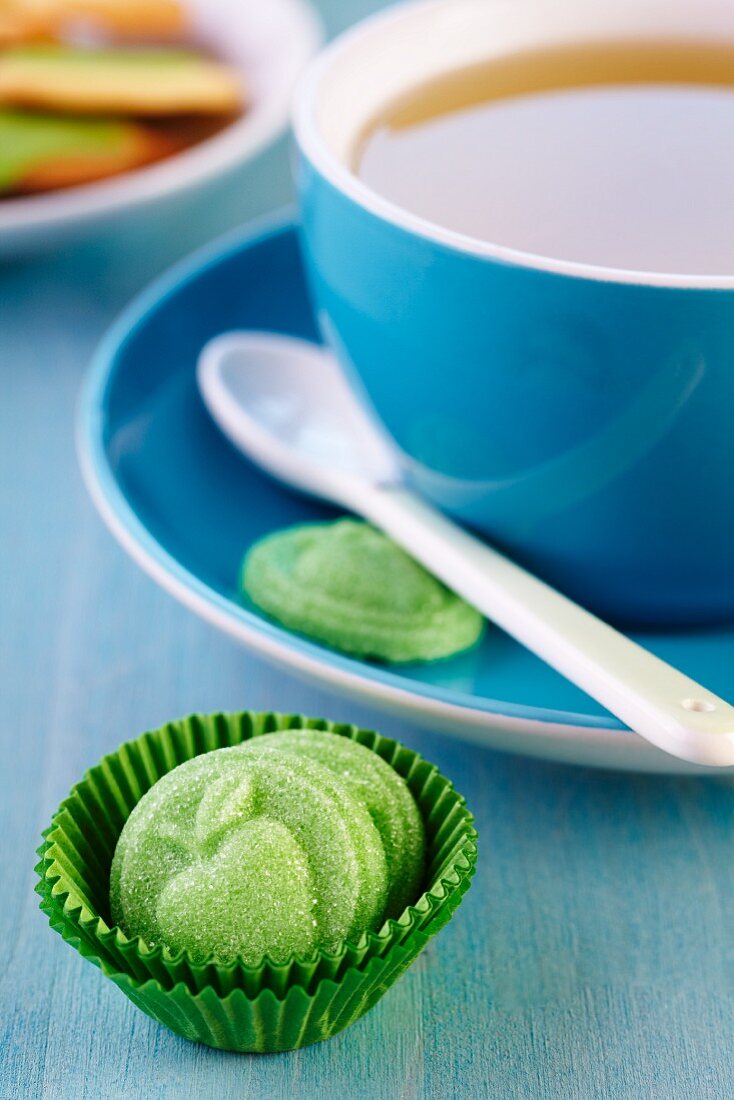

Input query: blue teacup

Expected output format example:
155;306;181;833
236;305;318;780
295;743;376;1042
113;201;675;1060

293;0;734;627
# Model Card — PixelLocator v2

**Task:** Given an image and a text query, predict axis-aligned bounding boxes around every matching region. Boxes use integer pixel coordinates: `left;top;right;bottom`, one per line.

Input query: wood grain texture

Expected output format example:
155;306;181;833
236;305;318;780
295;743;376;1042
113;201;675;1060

2;3;734;1096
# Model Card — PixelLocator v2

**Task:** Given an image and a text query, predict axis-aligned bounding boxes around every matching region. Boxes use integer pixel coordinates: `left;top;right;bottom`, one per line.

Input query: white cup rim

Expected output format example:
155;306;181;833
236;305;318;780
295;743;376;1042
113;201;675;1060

293;0;734;289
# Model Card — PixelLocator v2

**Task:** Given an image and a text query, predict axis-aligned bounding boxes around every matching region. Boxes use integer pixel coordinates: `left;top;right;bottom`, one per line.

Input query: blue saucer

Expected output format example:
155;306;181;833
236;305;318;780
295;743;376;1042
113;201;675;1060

78;213;734;773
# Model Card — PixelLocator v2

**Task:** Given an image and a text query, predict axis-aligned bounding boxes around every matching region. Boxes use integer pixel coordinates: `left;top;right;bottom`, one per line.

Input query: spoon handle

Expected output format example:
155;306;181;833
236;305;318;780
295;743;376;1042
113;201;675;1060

361;484;734;766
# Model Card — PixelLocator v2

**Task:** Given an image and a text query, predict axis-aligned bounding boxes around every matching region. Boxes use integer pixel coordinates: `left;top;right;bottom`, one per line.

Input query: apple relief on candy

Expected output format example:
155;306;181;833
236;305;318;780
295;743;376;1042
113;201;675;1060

110;730;426;966
241;519;486;663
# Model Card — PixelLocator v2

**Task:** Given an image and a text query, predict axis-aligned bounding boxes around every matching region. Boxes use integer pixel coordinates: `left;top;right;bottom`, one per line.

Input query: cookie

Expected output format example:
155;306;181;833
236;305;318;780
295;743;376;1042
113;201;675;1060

0;108;177;193
0;0;186;40
0;4;49;46
0;45;243;115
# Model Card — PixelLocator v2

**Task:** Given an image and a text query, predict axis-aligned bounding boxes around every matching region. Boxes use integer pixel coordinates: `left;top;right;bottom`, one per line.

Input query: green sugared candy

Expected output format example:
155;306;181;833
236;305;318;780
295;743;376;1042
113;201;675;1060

110;730;425;966
240;730;425;917
241;519;485;663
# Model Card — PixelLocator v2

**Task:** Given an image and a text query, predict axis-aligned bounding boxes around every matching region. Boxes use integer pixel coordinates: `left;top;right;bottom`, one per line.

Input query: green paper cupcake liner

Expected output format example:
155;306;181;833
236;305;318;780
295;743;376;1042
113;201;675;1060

37;711;477;1052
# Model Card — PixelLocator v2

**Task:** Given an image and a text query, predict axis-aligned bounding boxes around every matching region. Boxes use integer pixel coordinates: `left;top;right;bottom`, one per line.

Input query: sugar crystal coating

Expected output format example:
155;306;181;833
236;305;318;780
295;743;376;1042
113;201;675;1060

110;731;425;966
110;742;389;965
241;520;485;663
240;731;425;917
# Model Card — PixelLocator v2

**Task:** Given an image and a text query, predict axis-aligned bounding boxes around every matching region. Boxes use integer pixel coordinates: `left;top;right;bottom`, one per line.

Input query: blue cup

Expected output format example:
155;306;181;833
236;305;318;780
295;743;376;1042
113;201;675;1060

293;0;734;627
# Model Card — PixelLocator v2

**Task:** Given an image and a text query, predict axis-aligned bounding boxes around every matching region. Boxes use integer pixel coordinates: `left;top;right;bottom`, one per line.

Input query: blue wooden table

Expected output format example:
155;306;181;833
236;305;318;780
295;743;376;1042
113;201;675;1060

3;3;734;1096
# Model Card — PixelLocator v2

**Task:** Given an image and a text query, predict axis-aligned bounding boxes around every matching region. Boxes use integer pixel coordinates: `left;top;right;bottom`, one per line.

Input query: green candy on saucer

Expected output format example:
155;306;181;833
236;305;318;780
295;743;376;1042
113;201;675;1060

241;519;485;663
110;730;425;966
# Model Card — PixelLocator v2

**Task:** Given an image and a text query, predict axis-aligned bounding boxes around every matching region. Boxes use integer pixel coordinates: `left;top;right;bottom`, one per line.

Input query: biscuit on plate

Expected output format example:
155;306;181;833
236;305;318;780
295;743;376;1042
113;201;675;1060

0;45;243;114
0;108;179;193
0;0;186;40
0;3;50;45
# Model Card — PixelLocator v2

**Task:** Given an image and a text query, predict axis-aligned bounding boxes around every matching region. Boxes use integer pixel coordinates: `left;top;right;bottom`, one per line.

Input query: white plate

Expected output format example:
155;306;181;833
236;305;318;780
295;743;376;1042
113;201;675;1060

0;0;322;255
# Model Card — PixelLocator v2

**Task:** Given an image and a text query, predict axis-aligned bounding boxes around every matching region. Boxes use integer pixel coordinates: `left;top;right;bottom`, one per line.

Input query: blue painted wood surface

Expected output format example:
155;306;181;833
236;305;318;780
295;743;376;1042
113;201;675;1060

2;2;734;1095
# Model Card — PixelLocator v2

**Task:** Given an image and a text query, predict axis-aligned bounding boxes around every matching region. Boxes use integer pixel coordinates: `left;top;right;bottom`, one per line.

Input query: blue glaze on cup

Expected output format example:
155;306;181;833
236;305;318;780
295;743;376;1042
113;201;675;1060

293;0;734;627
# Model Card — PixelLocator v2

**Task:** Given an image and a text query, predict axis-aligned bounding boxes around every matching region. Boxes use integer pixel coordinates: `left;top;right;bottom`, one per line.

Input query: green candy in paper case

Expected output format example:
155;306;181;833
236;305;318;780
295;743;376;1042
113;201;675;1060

111;731;426;966
37;712;477;1052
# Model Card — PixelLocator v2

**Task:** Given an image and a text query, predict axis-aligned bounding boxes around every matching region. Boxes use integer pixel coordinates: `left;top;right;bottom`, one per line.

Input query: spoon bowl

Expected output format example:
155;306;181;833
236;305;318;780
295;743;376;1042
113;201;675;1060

198;332;398;508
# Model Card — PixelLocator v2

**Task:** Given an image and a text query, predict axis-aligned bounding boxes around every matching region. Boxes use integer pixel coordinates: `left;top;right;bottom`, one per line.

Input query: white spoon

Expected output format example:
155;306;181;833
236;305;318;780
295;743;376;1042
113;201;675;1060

198;331;734;767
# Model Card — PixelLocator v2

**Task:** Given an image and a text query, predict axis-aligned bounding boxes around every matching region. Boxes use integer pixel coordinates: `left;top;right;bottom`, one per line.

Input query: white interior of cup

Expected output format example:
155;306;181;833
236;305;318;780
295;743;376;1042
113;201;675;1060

293;0;734;287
